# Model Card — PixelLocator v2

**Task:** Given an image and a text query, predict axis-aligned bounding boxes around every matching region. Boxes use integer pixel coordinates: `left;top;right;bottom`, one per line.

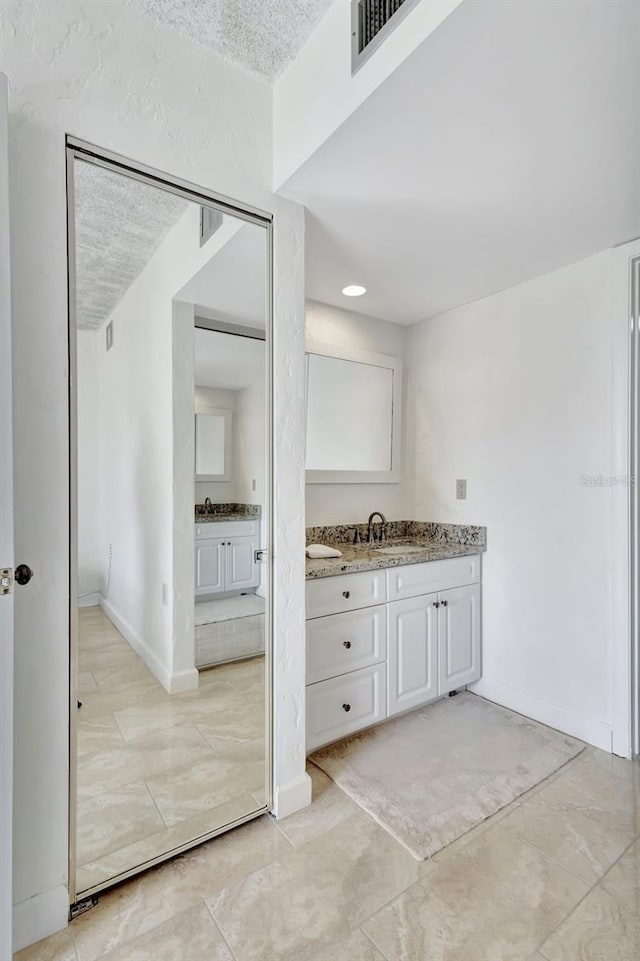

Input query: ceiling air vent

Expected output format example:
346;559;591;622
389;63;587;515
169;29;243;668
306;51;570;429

352;0;420;72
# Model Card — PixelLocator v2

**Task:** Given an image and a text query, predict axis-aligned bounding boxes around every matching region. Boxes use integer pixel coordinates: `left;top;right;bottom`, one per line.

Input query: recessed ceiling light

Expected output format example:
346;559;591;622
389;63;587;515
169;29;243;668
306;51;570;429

342;284;366;297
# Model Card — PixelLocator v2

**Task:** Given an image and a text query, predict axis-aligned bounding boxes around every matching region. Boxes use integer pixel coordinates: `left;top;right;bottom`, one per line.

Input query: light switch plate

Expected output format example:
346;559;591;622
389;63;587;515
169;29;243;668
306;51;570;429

456;478;467;500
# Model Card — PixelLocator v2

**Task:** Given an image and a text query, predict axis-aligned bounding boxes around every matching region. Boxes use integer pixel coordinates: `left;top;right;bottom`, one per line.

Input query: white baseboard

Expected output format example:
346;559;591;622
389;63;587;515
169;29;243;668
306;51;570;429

471;677;613;752
13;885;68;952
169;668;199;694
100;597;173;694
78;592;100;608
272;772;312;820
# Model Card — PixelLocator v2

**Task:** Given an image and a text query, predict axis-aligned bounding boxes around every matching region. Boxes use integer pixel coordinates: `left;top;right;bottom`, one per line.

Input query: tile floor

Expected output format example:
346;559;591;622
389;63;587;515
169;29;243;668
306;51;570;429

19;730;640;960
75;607;266;894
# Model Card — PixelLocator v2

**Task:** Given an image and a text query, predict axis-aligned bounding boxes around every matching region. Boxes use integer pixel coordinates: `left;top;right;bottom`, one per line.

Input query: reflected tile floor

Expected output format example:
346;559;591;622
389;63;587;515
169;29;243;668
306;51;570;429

74;607;265;894
17;719;640;960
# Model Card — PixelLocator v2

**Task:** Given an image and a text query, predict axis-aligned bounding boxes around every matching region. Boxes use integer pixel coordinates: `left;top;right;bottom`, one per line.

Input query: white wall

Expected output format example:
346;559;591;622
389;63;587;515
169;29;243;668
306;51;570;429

1;1;282;947
406;248;627;752
77;330;102;600
305;300;409;525
273;0;462;188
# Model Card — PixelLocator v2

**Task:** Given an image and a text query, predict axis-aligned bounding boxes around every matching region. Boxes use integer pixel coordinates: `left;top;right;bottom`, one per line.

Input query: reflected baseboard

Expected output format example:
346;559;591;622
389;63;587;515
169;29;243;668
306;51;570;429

99;596;198;695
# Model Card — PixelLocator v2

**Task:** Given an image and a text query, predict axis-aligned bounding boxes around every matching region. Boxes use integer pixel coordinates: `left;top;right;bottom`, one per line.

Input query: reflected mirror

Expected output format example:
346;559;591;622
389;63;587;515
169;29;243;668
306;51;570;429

70;148;270;899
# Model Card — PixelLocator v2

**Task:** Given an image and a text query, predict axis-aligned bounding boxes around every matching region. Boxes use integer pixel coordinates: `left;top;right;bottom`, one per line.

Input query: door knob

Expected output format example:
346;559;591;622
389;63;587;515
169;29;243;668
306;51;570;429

15;564;33;586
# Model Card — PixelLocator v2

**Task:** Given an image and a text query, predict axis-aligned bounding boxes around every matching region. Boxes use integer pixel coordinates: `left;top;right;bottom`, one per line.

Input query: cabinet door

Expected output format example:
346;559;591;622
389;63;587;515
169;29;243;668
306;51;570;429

438;583;481;694
226;536;259;591
388;593;439;716
195;538;225;595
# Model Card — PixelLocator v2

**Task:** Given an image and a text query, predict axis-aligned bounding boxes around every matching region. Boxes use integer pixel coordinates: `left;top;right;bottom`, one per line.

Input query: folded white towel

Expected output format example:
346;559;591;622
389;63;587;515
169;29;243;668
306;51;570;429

306;544;343;559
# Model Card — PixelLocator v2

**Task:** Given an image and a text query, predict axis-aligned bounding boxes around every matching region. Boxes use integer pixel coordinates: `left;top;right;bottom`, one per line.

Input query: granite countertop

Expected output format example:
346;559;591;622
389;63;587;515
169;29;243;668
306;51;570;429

305;538;484;580
195;514;258;524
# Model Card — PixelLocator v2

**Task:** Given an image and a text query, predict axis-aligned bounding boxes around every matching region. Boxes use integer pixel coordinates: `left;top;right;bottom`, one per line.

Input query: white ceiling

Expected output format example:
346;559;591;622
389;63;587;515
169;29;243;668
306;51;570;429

74;161;188;330
194;327;265;390
282;0;640;325
130;0;332;81
178;222;267;327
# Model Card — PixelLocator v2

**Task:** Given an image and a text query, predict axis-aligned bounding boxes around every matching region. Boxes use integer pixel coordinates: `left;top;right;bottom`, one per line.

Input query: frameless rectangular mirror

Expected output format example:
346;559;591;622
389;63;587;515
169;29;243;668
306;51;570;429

195;408;232;480
305;341;402;483
68;141;271;902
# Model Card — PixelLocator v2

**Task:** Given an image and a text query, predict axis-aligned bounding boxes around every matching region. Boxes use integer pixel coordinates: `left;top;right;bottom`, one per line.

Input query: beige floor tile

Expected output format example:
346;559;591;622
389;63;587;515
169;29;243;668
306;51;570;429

76;794;263;893
208;811;424;961
76;715;124;758
145;742;264;826
77;679;161;723
111;681;242;741
14;927;77;961
540;871;640;959
98;902;233;961
275;764;358;848
500;756;640;884
77;722;214;799
581;745;640;786
362;826;588;961
308;929;387;961
71;815;291;961
76;782;165;866
194;696;265;752
77;672;98;694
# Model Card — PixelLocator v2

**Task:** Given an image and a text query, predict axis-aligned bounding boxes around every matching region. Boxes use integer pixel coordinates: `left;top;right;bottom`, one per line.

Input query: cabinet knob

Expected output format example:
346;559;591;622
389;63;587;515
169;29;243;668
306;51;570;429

342;703;351;712
442;599;448;607
342;590;351;599
343;640;352;650
433;601;440;608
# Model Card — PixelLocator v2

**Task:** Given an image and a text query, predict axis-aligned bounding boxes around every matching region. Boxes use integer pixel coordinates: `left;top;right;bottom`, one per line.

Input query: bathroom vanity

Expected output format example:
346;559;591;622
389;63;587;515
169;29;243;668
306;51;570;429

305;529;484;751
195;515;260;596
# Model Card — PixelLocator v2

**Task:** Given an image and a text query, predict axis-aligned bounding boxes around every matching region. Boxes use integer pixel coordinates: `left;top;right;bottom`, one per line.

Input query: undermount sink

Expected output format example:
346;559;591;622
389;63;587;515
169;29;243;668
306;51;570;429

375;544;426;555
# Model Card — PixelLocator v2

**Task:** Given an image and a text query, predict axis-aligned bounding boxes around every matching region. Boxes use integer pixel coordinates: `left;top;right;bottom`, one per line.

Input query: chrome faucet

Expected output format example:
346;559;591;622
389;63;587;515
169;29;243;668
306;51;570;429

204;496;213;515
366;511;387;544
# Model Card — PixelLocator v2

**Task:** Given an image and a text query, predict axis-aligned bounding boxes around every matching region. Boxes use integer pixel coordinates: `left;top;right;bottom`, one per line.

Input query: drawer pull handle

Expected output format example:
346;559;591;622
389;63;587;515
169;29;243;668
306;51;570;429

342;703;351;712
343;641;352;650
342;590;351;599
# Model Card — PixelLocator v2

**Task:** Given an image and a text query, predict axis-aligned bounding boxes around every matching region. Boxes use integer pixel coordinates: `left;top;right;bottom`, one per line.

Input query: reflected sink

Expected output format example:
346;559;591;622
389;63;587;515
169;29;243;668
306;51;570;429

375;544;425;555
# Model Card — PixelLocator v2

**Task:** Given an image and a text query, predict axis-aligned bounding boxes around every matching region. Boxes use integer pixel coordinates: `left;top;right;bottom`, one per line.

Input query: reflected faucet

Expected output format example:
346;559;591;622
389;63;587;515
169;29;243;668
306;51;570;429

366;511;388;544
204;496;213;515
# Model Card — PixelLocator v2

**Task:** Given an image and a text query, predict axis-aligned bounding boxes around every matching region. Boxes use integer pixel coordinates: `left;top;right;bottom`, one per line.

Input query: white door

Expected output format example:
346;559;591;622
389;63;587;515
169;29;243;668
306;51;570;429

0;71;14;961
195;538;225;595
388;593;438;716
438;583;481;694
226;536;258;591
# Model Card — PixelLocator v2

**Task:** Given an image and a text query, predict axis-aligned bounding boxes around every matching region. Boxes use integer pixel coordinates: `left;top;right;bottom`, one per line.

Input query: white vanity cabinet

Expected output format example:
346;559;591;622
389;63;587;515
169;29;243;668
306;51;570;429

305;554;482;751
195;520;259;596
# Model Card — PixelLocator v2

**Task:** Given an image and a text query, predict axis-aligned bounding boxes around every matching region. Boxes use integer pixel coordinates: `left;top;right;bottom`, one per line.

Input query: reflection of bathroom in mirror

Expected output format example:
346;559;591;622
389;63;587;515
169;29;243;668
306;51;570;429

305;342;402;484
192;325;266;670
71;145;270;901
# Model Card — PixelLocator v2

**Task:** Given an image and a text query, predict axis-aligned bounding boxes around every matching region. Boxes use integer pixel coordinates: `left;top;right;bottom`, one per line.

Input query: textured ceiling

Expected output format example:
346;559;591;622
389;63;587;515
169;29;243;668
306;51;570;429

130;0;332;81
74;160;188;331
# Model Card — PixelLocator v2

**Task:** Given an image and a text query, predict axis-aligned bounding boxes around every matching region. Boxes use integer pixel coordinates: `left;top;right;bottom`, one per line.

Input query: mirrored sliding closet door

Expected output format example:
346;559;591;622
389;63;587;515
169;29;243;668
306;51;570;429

67;141;272;900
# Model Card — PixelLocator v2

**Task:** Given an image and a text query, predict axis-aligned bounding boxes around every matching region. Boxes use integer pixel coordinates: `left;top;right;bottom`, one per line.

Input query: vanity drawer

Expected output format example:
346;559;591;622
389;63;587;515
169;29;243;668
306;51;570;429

306;605;387;684
386;554;480;601
306;664;386;752
195;521;258;539
306;570;386;618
